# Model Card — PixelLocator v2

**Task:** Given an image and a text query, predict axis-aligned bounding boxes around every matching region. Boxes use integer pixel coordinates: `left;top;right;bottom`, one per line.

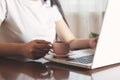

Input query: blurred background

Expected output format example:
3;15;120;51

60;0;108;39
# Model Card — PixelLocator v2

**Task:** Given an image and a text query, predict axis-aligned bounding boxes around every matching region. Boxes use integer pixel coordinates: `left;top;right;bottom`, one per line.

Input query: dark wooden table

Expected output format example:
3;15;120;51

0;57;120;80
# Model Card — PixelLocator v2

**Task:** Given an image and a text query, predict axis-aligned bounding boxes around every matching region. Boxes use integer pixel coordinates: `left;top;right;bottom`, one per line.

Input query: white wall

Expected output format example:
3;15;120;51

60;0;107;39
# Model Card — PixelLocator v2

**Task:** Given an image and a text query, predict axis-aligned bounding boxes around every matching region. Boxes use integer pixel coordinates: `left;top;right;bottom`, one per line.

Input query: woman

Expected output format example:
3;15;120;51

0;0;97;59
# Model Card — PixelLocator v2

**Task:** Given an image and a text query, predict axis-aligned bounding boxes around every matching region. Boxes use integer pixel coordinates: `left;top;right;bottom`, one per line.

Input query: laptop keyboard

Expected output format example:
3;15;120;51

67;55;94;64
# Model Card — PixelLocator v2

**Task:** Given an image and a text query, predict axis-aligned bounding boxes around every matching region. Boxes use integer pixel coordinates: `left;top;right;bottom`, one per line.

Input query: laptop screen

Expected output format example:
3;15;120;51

92;0;120;69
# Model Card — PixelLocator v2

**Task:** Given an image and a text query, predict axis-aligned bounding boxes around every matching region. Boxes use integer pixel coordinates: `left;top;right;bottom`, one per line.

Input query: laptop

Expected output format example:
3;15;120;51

44;0;120;69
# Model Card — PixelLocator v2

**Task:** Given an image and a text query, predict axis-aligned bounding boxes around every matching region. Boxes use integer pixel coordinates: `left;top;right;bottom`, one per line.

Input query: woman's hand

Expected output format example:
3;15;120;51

89;37;98;49
21;40;51;59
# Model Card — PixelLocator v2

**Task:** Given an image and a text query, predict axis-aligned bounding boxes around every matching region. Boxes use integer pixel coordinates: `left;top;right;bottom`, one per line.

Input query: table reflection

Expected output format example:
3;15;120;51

0;58;120;80
46;62;120;80
0;58;51;80
0;58;70;80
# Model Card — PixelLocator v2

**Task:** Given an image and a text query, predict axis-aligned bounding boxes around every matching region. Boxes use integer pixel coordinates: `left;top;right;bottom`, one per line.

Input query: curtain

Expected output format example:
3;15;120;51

60;0;108;39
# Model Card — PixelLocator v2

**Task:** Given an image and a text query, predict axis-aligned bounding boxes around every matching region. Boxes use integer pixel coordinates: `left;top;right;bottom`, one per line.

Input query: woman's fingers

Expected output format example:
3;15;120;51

30;50;49;59
34;44;51;50
34;40;51;44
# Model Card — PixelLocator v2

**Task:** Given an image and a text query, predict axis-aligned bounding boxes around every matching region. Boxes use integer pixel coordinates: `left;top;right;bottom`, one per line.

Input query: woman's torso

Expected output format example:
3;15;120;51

0;0;62;43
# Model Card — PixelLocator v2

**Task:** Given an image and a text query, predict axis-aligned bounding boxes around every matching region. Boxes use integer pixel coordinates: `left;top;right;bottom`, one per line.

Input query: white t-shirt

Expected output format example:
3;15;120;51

0;0;62;43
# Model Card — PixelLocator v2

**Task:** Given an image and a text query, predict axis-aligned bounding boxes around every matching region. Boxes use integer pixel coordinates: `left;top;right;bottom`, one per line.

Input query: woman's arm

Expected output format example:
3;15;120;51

56;19;97;50
0;43;23;56
0;20;23;57
0;40;51;59
0;19;2;26
0;19;50;59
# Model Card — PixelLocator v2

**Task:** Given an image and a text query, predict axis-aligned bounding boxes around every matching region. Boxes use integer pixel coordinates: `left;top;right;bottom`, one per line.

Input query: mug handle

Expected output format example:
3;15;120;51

49;43;54;53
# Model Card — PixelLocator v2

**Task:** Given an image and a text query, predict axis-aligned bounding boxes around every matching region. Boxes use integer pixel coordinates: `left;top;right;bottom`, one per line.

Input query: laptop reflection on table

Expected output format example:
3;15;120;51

45;62;120;80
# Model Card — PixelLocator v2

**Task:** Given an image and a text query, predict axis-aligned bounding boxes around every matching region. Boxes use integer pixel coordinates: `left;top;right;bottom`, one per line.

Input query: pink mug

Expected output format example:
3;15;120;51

50;41;70;55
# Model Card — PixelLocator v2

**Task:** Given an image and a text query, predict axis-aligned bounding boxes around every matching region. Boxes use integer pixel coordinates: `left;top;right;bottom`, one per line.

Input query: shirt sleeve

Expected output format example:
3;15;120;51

52;5;63;22
0;0;7;22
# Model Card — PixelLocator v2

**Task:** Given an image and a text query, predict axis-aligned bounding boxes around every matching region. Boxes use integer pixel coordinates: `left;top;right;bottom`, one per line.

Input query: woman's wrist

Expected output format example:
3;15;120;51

17;43;25;57
0;43;25;57
88;38;96;49
88;39;92;48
